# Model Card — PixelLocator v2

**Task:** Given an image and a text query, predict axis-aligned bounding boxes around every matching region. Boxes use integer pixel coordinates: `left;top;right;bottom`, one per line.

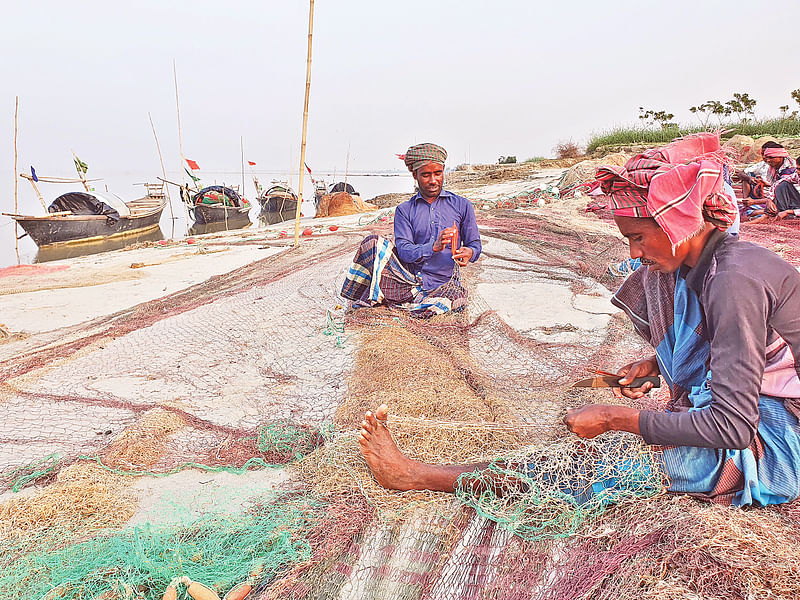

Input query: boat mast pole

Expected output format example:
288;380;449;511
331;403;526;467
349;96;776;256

294;0;315;247
173;59;190;235
13;96;19;264
149;111;175;238
344;142;350;191
240;136;245;198
26;176;46;210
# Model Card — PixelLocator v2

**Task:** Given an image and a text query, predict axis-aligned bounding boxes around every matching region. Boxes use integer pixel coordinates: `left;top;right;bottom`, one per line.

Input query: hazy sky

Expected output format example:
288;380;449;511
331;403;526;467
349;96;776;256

2;0;798;200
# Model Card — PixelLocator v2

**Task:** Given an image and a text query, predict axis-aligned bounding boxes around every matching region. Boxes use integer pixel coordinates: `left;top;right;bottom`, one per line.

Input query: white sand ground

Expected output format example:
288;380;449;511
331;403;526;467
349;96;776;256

476;237;616;345
0;245;283;332
0;210;394;335
128;468;291;526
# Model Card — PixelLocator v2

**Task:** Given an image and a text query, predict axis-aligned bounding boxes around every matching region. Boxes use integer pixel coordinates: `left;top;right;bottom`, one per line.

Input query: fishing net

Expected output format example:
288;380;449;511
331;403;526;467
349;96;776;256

738;217;800;263
0;493;317;600
2;180;800;599
557;153;629;193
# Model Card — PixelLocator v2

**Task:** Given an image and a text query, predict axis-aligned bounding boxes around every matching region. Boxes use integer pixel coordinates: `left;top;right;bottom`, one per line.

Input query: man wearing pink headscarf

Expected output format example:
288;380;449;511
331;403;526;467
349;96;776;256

355;133;800;511
760;145;800;218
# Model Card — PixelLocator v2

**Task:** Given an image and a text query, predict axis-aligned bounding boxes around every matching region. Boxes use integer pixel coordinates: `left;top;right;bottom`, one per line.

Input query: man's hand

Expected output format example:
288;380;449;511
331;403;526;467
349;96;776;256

452;246;474;266
564;404;641;438
614;356;660;400
563;405;612;438
766;199;778;215
432;227;456;253
776;209;795;220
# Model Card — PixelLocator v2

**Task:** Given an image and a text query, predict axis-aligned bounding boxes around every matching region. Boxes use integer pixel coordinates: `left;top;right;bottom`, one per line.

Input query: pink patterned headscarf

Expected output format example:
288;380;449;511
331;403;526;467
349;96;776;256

763;147;790;159
595;133;737;249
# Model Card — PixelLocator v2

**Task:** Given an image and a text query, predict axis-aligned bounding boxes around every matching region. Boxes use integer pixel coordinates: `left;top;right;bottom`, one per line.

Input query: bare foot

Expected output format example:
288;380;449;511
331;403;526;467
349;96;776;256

358;404;421;491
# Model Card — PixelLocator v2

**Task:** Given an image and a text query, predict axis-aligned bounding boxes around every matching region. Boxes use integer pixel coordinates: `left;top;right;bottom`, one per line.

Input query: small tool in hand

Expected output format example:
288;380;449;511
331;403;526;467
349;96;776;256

572;372;661;389
450;221;459;257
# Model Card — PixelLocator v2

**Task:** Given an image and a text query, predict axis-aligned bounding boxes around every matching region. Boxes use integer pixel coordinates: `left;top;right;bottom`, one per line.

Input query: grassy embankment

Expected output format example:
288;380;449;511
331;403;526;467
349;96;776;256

586;118;800;153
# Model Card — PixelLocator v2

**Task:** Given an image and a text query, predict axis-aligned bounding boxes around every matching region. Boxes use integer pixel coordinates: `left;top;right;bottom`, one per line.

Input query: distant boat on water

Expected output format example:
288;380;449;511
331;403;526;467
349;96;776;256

256;179;299;225
5;163;167;248
181;184;251;229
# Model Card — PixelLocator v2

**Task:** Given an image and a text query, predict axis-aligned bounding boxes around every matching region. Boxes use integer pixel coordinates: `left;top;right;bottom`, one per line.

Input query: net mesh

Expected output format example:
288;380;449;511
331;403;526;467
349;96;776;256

2;187;800;599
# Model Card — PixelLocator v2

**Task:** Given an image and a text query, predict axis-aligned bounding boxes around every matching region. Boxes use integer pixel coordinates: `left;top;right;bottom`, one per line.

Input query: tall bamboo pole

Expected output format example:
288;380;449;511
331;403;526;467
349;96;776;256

149;112;175;238
13;96;20;264
173;59;190;235
293;0;315;246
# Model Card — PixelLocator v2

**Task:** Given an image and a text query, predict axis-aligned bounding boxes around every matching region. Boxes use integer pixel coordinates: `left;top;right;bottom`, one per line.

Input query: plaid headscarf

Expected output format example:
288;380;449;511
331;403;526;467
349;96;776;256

398;143;447;173
596;133;737;249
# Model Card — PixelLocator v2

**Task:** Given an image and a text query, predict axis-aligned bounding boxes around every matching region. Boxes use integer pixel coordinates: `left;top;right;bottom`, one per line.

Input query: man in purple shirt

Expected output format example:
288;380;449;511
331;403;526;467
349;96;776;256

394;148;482;290
341;143;482;317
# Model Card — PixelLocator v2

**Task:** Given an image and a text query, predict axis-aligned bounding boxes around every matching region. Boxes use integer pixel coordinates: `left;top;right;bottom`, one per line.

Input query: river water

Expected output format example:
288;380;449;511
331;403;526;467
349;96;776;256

0;170;415;268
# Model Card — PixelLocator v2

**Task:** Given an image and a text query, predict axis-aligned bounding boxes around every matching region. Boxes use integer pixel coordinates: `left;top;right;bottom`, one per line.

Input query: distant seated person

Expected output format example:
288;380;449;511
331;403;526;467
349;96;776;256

769;152;800;221
747;144;798;222
775;155;800;220
341;143;481;317
734;142;775;203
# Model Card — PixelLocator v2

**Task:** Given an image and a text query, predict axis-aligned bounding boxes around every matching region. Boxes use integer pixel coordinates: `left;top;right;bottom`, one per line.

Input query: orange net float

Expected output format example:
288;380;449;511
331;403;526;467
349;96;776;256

222;582;252;600
187;580;221;600
450;221;459;258
161;580;179;600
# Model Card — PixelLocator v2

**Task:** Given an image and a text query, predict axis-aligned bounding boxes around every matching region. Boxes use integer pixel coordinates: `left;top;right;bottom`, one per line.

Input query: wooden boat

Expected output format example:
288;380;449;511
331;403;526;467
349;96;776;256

6;180;167;248
257;182;298;225
183;185;251;228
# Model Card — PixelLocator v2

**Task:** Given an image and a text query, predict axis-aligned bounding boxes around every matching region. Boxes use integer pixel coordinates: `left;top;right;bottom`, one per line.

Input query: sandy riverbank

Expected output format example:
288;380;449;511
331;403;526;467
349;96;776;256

0;168;590;337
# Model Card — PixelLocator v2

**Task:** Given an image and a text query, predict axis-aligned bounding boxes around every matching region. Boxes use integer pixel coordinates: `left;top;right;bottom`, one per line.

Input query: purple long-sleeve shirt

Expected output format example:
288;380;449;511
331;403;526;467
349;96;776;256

393;189;482;290
638;231;800;449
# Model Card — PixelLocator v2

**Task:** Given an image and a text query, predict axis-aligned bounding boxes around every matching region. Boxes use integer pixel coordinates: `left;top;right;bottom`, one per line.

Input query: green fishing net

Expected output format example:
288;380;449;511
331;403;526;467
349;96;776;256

0;494;318;600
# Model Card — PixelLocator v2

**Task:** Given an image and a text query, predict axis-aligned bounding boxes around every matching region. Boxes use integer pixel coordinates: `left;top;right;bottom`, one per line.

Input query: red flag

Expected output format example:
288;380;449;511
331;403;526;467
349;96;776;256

185;158;200;170
304;162;312;176
248;161;256;166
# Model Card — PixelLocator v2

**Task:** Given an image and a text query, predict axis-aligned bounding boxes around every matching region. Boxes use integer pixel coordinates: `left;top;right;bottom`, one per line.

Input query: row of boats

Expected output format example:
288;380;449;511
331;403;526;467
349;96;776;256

6;167;357;248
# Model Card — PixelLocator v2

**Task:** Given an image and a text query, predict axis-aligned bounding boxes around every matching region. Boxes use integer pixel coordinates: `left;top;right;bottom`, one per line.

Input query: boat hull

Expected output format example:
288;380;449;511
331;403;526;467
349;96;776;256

191;203;251;227
258;196;298;225
13;208;165;248
35;228;164;263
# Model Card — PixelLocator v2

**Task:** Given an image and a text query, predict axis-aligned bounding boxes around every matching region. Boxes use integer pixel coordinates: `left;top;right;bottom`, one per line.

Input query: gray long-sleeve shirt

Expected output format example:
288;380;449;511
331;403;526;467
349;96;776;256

639;230;800;449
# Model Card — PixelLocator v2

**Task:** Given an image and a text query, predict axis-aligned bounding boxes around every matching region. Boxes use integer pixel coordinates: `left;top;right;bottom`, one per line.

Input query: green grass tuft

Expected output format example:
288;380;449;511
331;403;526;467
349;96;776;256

586;118;800;154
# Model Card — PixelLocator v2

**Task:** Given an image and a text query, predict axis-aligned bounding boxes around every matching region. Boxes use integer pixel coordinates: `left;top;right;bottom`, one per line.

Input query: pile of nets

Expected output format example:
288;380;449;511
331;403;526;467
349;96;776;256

0;494;317;600
477;208;630;289
455;433;665;541
471;186;560;211
557;153;629;195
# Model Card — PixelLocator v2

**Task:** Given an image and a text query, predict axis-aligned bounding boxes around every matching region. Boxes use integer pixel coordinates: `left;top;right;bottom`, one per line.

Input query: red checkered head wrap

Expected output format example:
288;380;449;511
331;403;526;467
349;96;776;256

763;147;790;159
398;143;447;173
595;133;737;249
